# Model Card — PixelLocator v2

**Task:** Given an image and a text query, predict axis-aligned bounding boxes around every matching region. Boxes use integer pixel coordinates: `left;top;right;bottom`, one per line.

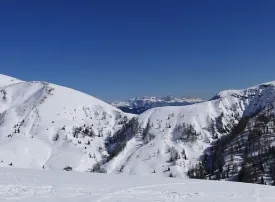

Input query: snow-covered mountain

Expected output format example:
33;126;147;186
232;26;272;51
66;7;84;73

105;82;275;180
0;74;134;172
110;96;203;114
1;73;275;184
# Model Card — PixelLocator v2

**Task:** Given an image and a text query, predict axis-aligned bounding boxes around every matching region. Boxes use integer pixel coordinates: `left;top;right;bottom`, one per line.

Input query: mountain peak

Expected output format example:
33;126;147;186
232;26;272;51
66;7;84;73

211;81;275;100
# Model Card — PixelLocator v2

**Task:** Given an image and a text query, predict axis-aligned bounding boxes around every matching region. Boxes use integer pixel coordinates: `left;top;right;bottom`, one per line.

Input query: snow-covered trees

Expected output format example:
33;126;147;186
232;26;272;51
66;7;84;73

187;162;206;179
72;125;95;138
63;166;72;171
141;121;155;144
0;90;7;100
90;163;106;173
188;108;275;185
105;117;140;161
172;123;200;143
52;133;59;141
168;147;180;165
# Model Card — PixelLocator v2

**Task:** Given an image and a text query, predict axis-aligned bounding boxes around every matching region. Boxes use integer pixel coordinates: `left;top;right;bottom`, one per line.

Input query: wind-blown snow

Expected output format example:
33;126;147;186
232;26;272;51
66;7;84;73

1;167;274;202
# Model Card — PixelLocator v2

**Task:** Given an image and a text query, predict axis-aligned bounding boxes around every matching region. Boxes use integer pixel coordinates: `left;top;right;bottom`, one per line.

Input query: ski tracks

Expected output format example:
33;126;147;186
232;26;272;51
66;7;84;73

95;181;207;202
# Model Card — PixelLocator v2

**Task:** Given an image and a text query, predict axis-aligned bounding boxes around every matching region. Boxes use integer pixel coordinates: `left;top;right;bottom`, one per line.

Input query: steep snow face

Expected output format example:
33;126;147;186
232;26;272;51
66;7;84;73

1;167;273;202
106;82;275;177
0;76;134;171
110;96;203;114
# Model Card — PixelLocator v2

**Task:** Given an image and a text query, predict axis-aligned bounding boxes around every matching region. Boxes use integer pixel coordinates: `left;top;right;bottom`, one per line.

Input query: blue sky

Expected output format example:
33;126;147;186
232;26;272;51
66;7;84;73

1;0;275;101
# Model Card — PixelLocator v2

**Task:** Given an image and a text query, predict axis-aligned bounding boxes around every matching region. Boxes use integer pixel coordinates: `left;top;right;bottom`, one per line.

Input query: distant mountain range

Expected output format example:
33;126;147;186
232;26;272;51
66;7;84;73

109;96;204;114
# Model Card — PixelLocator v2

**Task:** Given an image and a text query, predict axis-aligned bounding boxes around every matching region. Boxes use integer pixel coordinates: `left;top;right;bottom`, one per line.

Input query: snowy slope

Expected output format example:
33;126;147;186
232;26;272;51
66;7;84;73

1;167;274;202
0;74;134;172
106;82;275;177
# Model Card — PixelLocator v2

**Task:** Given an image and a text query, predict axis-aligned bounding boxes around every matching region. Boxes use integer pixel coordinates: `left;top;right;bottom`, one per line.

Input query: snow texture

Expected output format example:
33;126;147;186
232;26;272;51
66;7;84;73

1;167;275;202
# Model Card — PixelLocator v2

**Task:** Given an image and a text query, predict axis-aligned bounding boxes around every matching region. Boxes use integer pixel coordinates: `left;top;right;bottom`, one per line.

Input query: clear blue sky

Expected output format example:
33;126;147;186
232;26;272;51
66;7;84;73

1;0;275;101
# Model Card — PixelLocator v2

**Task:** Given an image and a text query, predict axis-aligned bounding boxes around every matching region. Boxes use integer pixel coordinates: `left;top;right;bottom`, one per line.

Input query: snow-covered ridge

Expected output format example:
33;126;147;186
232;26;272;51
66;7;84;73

212;81;275;99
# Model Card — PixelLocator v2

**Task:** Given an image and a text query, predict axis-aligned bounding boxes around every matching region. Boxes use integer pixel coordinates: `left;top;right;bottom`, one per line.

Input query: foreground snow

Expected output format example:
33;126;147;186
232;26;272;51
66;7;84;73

0;168;274;202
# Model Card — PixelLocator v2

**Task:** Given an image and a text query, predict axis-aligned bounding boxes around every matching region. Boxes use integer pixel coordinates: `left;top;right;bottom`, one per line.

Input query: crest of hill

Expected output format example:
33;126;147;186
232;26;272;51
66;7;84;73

0;74;22;87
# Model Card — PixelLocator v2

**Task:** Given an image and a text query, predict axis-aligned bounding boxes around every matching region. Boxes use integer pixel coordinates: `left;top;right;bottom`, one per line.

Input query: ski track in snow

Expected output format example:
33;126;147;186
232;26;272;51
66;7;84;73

95;181;203;202
1;168;275;202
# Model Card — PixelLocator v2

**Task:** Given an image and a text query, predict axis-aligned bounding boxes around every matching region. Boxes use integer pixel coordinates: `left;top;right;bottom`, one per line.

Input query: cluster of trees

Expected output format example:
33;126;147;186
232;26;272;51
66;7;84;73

167;147;181;165
207;116;250;177
187;162;206;179
208;113;230;139
237;113;275;185
141;121;155;144
188;108;275;185
52;133;59;141
238;146;275;185
215;113;229;134
173;123;200;143
105;117;140;161
166;147;187;168
90;162;106;173
187;115;250;181
1;90;7;100
63;166;72;171
72;125;96;138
